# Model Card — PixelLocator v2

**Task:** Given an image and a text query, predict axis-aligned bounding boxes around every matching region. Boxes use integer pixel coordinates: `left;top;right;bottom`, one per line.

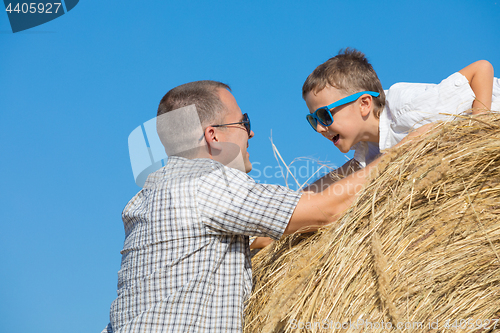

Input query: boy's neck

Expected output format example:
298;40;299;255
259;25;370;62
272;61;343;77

362;109;381;144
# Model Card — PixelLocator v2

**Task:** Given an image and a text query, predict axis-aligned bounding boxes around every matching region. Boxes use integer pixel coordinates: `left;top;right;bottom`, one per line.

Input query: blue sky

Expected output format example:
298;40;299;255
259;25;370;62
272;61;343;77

1;1;499;332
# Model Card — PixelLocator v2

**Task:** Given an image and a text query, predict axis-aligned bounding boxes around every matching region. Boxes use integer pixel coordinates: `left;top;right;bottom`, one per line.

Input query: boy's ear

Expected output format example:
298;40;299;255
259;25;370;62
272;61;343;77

359;94;373;117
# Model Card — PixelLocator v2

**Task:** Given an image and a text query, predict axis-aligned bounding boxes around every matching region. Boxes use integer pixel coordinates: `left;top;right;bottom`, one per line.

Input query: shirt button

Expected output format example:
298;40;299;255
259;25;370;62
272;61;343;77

455;79;463;86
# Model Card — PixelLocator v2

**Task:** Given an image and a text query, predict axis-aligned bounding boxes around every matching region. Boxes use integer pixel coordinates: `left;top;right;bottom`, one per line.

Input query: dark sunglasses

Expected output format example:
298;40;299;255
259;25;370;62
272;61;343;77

212;113;251;136
306;91;380;131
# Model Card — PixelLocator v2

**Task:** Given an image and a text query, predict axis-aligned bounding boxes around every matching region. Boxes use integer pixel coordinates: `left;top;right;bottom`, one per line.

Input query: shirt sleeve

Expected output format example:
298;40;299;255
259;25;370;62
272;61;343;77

196;164;302;240
492;77;500;111
380;72;475;150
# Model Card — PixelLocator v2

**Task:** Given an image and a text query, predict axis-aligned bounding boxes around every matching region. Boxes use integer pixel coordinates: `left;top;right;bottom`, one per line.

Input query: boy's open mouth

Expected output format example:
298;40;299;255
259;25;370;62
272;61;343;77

332;134;340;145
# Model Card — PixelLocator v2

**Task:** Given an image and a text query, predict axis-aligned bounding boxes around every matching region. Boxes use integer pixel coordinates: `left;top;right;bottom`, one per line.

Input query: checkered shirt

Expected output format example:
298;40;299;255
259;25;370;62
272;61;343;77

103;156;301;333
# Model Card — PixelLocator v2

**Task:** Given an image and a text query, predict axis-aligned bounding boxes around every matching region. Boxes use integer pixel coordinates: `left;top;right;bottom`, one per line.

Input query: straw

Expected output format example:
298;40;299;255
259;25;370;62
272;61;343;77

245;113;500;333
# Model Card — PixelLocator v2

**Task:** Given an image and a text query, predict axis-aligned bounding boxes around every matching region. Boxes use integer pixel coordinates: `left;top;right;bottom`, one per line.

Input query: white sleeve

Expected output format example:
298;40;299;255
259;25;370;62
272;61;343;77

380;72;475;150
492;77;500;111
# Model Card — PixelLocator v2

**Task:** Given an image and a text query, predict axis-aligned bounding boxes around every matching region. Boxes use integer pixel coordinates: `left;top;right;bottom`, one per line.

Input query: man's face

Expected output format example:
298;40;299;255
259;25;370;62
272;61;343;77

215;88;255;173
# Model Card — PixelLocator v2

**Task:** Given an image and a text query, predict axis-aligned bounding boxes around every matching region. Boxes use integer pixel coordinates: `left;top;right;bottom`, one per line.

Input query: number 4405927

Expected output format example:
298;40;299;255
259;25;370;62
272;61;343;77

5;3;62;14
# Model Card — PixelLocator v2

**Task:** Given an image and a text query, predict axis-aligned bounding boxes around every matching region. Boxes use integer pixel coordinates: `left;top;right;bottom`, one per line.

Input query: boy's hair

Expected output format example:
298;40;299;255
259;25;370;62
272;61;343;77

302;48;386;118
158;80;231;127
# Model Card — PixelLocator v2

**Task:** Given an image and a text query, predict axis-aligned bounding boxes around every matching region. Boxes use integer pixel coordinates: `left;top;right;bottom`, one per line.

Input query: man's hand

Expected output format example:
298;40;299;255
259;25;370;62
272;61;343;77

250;237;274;249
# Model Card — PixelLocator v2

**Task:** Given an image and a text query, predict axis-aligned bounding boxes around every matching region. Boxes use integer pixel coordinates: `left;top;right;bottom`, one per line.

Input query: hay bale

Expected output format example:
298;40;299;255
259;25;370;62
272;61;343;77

245;114;500;333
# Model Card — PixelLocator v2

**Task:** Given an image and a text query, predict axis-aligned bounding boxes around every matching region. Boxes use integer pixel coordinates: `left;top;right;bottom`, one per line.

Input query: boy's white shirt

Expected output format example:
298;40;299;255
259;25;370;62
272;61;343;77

352;72;500;167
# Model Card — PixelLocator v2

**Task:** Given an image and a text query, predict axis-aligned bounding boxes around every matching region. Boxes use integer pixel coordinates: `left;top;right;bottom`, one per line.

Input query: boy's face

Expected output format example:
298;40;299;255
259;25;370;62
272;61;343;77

304;86;366;154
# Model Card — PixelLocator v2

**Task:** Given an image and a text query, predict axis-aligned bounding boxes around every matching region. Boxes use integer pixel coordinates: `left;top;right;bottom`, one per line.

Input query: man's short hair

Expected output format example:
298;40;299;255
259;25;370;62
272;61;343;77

158;80;231;127
302;48;386;118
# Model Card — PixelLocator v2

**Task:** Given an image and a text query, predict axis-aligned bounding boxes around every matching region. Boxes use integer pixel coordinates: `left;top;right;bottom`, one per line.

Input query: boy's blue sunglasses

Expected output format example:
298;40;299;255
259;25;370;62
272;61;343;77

306;91;380;131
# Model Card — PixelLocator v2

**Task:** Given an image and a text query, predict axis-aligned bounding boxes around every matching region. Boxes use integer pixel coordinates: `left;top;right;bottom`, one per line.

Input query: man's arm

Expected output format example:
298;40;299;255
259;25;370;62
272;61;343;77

251;160;363;248
284;158;380;234
459;60;494;114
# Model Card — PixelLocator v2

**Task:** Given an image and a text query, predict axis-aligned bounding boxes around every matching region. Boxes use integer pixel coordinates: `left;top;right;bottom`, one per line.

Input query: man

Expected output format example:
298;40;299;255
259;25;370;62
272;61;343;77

103;80;379;332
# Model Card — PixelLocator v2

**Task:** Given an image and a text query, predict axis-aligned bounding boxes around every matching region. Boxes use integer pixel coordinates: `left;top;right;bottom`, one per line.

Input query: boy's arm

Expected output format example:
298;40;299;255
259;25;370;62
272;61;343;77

303;159;362;193
459;60;494;114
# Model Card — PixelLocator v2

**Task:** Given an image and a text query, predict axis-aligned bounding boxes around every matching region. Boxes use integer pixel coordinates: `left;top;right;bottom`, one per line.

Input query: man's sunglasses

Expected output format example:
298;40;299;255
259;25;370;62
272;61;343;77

306;91;380;132
212;113;251;136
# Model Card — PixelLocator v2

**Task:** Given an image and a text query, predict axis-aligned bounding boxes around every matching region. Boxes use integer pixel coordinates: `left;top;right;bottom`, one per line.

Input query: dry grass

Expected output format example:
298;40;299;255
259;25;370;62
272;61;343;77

245;113;500;333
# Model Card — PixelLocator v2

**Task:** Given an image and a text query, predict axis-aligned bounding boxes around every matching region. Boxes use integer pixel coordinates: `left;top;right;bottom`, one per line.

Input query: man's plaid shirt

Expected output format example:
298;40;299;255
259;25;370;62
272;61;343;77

104;156;301;332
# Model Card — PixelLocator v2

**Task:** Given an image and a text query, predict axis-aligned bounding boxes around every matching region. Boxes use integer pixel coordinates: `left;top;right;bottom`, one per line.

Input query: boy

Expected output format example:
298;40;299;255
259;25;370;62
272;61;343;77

303;49;499;185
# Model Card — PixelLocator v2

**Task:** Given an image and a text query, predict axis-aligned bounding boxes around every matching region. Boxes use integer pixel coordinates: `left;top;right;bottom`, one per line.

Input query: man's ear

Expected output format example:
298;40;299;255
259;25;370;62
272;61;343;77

359;94;373;117
204;126;223;151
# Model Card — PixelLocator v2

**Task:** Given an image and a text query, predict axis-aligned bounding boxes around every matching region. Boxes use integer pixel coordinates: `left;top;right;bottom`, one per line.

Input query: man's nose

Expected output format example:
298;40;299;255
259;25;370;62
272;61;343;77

249;130;255;139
